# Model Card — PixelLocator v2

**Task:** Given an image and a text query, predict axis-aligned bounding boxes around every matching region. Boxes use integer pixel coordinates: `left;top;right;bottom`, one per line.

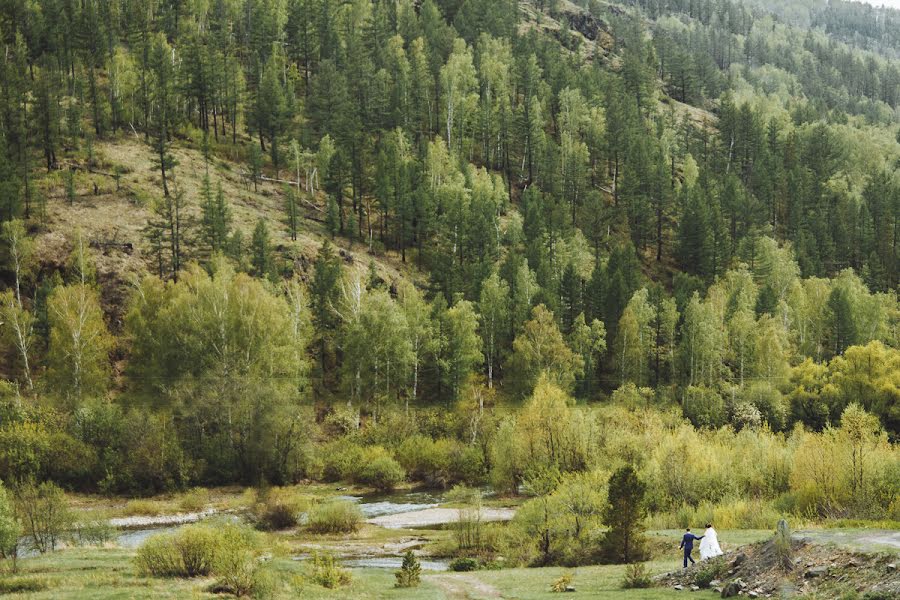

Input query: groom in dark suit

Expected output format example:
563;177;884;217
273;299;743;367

680;528;704;568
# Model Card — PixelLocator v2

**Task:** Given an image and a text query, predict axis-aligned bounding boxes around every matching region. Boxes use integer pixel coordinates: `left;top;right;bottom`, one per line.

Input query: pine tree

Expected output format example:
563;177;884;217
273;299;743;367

599;466;648;564
251;219;274;279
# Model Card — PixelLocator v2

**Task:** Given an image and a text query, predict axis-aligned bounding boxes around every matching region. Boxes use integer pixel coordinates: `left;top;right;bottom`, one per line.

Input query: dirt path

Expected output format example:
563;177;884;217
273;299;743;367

427;573;503;599
366;507;516;529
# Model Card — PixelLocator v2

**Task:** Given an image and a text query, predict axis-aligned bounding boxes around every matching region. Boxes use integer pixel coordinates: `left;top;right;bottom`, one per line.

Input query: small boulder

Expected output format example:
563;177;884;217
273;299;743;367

721;582;742;598
887;563;896;571
564;586;576;592
710;579;722;588
690;585;700;591
748;592;759;599
674;584;684;591
731;553;747;568
804;566;828;578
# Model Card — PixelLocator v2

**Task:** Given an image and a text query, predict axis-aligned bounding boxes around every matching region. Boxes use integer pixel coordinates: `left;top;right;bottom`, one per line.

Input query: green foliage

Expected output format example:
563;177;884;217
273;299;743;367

135;526;218;577
14;480;74;554
0;481;20;563
448;557;479;571
551;571;575;592
397;435;485;488
394;550;422;588
306;501;362;534
621;563;652;589
135;522;262;593
599;466;648;564
71;518;115;547
305;552;351;589
355;450;406;492
693;560;726;588
509;305;583;396
0;577;49;594
251;487;308;531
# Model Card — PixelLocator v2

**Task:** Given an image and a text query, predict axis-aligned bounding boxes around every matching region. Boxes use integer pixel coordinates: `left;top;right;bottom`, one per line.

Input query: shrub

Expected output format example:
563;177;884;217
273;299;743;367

355;448;405;491
136;534;191;578
551;572;575;592
212;525;263;597
135;526;218;577
178;488;209;512
0;481;21;565
136;522;264;593
14;480;74;554
323;407;359;437
622;563;651;589
306;552;351;589
394;550;421;588
448;557;479;572
0;576;49;594
251;488;309;531
306;501;362;534
320;441;365;482
693;562;723;589
682;386;726;429
71;518;115;547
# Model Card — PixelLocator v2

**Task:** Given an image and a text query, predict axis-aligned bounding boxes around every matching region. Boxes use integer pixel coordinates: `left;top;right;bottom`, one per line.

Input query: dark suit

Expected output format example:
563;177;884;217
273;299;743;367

680;533;703;568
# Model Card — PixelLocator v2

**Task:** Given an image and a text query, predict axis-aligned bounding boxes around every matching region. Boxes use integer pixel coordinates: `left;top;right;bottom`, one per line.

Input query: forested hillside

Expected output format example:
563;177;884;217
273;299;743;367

0;0;897;530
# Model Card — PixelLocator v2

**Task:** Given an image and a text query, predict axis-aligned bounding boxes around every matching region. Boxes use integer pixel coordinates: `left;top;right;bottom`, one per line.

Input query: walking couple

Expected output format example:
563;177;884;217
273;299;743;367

680;523;723;568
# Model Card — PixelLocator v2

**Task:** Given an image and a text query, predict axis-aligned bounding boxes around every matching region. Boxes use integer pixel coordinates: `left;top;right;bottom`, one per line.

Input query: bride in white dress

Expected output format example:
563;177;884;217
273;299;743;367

699;523;723;560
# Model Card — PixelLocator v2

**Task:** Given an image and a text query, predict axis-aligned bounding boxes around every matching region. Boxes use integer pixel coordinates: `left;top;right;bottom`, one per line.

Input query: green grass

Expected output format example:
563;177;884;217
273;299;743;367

472;562;718;599
1;525;893;599
2;547;715;599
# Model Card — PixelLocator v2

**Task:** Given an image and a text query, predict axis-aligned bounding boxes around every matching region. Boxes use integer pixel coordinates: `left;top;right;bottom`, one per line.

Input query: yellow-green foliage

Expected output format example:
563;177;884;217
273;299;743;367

135;522;262;586
177;487;209;512
489;378;595;495
251;486;312;531
135;526;219;577
305;552;351;589
587;402;899;520
306;500;362;534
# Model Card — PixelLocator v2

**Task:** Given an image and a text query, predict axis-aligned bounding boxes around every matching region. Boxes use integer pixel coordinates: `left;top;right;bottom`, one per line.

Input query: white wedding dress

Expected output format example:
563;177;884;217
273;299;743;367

699;527;723;560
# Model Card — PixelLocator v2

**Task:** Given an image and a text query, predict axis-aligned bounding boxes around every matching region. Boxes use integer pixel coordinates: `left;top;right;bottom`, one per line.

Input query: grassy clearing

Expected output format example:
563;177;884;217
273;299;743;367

2;549;719;599
0;527;891;598
468;562;719;599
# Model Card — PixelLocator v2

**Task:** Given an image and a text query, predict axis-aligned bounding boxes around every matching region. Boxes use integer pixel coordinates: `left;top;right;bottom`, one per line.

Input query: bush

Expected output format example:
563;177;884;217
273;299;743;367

178;488;209;512
136;523;265;594
355;448;405;491
394;550;421;588
0;481;21;565
622;563;652;589
306;501;362;534
136;535;190;578
551;572;575;592
682;386;726;429
323;407;359;437
306;552;351;589
251;488;309;531
135;526;218;577
320;441;365;482
448;557;479;572
15;480;74;554
693;558;727;589
0;576;49;594
397;436;485;488
71;518;115;547
212;525;263;597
